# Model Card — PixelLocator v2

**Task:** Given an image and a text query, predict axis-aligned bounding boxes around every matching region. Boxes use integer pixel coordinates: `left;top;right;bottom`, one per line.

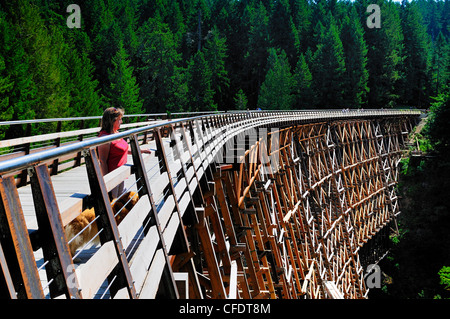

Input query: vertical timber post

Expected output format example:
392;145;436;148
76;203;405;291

83;148;136;299
129;133;180;299
0;176;44;299
29;164;82;299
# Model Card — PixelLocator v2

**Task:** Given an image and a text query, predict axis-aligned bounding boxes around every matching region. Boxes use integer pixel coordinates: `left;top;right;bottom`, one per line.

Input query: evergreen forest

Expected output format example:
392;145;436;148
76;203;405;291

0;0;449;127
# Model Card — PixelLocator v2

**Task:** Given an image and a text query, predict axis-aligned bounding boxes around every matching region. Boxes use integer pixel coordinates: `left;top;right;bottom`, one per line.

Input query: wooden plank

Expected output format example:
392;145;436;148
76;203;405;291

189;177;198;195
196;165;205;180
151;172;170;203
0;127;100;149
180;151;191;165
228;260;238;299
173;272;189;299
167;158;182;176
158;195;175;230
129;133;179;299
0;119;161;149
324;281;344;299
113;287;129;299
195;207;226;299
174;176;187;200
104;164;132;194
76;240;118;299
163;213;180;251
117;194;151;249
185;166;194;183
60;196;84;226
129;226;159;293
177;192;191;216
138;248;166;298
0;242;17;298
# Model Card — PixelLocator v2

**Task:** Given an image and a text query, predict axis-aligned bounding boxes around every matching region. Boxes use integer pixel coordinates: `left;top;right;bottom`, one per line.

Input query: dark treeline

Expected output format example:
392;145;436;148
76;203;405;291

0;0;449;130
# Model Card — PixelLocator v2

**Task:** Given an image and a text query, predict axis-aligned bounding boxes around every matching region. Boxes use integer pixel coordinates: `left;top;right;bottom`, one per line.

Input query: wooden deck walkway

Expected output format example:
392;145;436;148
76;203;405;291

17;132;192;298
12;114;219;298
19;145;151;298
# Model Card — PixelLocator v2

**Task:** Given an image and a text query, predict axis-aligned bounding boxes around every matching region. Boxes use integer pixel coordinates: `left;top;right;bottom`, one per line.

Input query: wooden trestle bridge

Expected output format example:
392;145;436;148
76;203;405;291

0;109;421;299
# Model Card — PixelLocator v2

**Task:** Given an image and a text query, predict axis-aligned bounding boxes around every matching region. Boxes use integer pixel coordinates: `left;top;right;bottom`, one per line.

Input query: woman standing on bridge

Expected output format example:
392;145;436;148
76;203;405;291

97;107;151;198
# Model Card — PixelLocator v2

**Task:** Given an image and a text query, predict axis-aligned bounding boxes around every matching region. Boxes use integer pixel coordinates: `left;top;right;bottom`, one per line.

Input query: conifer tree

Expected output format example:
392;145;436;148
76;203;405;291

293;53;313;108
431;32;449;96
291;0;313;52
243;1;272;107
400;1;432;107
16;1;69;119
203;27;230;109
0;0;448;123
0;8;37;131
136;16;183;113
90;3;124;94
0;53;13;140
258;48;294;110
341;7;369;108
312;0;328;24
106;41;143;115
269;0;298;67
424;91;450;156
310;13;346;108
365;0;404;108
442;0;450;39
210;0;247;109
186;51;216;112
64;43;103;118
234;89;248;110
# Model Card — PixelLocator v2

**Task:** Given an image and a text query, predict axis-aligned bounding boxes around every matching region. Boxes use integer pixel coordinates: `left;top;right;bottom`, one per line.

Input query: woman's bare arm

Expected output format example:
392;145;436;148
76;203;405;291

127;144;151;155
97;143;110;175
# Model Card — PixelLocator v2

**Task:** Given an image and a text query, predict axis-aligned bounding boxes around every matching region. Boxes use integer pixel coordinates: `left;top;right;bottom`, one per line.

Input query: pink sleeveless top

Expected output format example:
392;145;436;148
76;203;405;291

98;130;128;173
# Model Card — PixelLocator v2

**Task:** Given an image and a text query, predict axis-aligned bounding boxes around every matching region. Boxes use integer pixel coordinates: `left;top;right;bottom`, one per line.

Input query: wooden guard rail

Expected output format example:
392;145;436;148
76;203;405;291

0;109;421;299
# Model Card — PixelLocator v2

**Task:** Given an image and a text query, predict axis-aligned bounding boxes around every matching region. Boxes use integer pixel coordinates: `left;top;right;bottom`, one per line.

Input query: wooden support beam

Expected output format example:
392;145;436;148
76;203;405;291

0;176;44;299
129;134;180;299
84;149;136;299
194;207;226;299
29;164;82;299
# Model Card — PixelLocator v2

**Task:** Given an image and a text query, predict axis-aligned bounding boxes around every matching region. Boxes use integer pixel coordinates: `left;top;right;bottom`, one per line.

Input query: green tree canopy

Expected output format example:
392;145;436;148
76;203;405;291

106;41;143;115
341;6;369;108
310;13;346;108
258;48;294;110
0;0;448;126
186;50;216;112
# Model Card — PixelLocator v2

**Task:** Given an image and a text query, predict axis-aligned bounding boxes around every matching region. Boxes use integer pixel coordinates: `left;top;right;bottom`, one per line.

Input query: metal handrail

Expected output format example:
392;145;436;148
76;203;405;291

0;115;206;175
0;110;225;126
0;108;424;126
0;109;421;175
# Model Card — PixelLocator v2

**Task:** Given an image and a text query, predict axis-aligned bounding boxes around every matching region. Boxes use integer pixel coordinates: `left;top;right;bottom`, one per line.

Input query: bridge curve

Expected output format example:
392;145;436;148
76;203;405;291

0;109;420;299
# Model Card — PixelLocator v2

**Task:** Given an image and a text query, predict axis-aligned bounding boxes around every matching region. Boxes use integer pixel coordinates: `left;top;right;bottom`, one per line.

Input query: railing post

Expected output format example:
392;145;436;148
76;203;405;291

51;121;62;175
74;119;85;167
129;133;180;299
29;164;81;299
0;176;44;299
154;127;192;250
18;123;32;187
83;148;137;299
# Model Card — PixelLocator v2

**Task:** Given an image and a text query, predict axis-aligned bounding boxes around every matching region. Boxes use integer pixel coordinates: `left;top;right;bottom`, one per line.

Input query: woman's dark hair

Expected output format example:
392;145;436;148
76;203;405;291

100;107;124;134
